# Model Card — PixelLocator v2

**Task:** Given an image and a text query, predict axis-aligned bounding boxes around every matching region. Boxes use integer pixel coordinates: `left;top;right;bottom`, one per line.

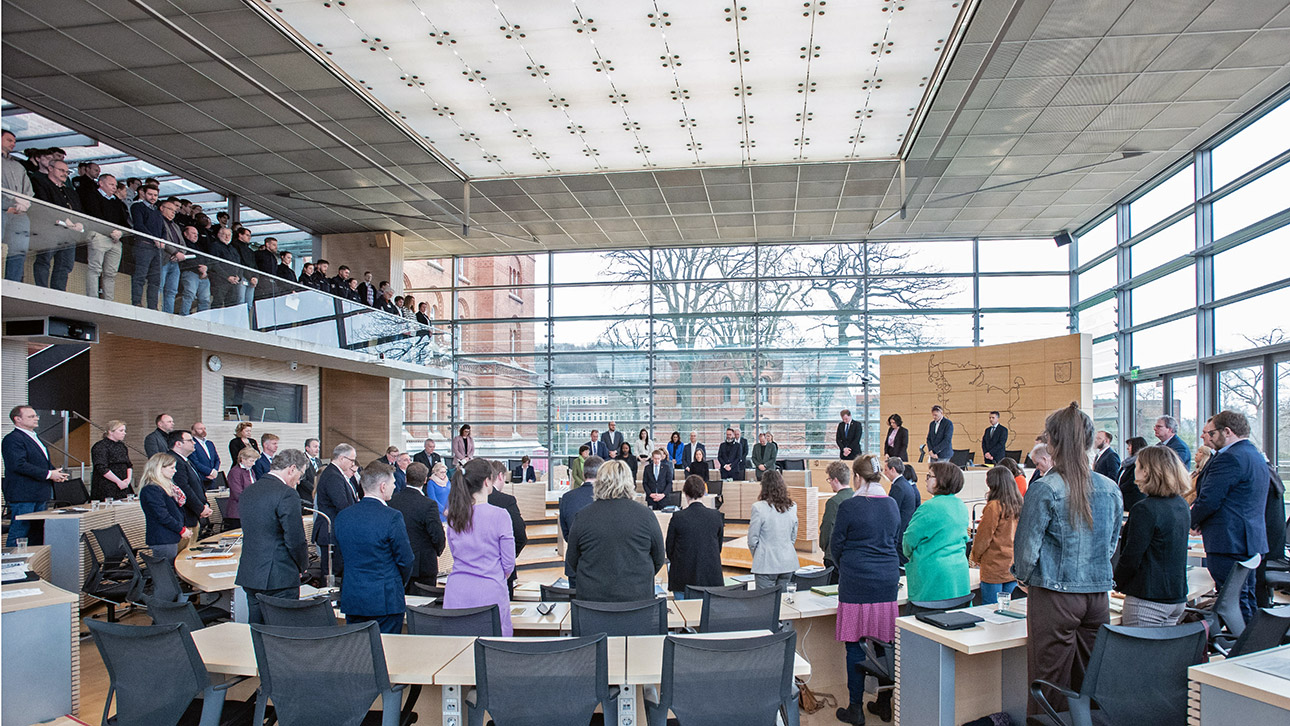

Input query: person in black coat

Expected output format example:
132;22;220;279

565;460;665;603
717;428;746;481
2;406;66;546
980;412;1009;465
1093;430;1121;482
167;431;210;531
1113;447;1192;626
882;414;909;462
882;457;921;565
684;448;710;482
234;449;310;624
1256;462;1287;608
388;463;446;589
836;410;863;460
487;460;529;598
616;444;637;479
511;456;537;483
314;444;360;579
666;475;725;596
276;251;297;284
334;462;414;634
641;447;674;510
925;406;954;462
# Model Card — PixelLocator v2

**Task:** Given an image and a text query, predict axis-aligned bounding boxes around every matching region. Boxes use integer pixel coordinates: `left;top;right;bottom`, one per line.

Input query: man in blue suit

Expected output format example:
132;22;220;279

1191;411;1270;622
1154;415;1192;471
584;430;610;460
926;406;954;462
980;411;1008;465
334;462;414;634
642;448;674;510
252;434;278;480
2;406;69;546
189;421;222;489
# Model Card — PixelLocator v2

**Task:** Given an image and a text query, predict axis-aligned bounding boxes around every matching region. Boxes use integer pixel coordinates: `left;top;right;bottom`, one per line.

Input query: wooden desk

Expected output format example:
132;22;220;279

1188;644;1290;725
175;532;243;592
17;501;146;608
2;544;53;581
2;580;79;723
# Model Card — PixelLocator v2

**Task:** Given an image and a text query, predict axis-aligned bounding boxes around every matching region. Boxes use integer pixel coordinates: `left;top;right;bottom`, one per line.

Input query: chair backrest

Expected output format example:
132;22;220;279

82;525;143;601
90;524;134;562
142;595;205;632
474;634;609;726
1004;449;1022;461
1077;623;1207;726
1227;606;1290;657
215;495;230;520
950;449;972;468
54;477;89;505
791;567;834;591
411;581;446;600
684;583;743;600
571;598;668;636
85;618;210;726
406;603;502;636
540;584;577;602
782;459;806;471
251;622;390;726
699;587;782;633
140;552;184;602
910;593;975;613
657;629;797;724
1211;562;1255;639
256;594;338;627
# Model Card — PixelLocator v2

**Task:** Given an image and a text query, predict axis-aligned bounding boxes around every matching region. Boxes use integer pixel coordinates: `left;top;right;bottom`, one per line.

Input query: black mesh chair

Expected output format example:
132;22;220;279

250;621;405;726
540;583;577;602
1030;622;1207;726
698;586;783;633
140;553;227;626
142;595;206;633
256;593;338;628
213;497;231;534
571;598;668;636
1186;561;1254;652
792;567;834;591
908;593;974;615
1224;605;1290;657
52;477;89;507
411;581;446;600
1004;449;1022;462
468;634;610;726
684;583;743;600
949;449;973;468
82;525;145;622
86;618;251;726
644;629;799;726
406;604;502;636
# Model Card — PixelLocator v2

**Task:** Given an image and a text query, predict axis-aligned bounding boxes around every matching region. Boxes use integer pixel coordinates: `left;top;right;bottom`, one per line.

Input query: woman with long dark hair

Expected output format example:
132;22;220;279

1014;403;1122;715
1114;446;1191;626
451;424;474;465
442;458;516;635
971;466;1023;604
1118;436;1149;511
747;470;798;591
666;431;684;467
618;441;637;479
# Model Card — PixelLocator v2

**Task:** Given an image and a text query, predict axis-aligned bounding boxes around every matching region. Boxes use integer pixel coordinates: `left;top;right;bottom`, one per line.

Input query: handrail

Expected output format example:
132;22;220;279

325;427;389;461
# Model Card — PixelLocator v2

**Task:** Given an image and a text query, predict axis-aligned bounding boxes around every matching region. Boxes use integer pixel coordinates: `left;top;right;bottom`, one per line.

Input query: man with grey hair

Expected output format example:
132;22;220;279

1154;415;1192;471
314;443;359;578
334;461;413;633
235;447;310;624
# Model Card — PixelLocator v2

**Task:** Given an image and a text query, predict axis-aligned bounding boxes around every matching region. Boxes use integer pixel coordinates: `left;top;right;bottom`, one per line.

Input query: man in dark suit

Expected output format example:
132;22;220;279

980;411;1009;466
189;422;222;490
1154;415;1192;471
883;457;921;564
144;413;174;458
926;406;954;462
235;448;310;624
717;428;746;481
1256;462;1286;608
584;430;610;460
835;410;862;460
1191;411;1270;622
29;159;81;291
681;432;706;467
252;434;278;480
2;406;68;546
389;462;445;590
334;462;414;634
356;270;379;307
603;422;625;459
167;430;211;531
558;457;602;587
393;453;411;492
487;460;528;597
128;183;166;308
412;438;443;470
642;448;674;510
298;438;321;502
511;456;536;483
314;443;360;579
1092;430;1121;482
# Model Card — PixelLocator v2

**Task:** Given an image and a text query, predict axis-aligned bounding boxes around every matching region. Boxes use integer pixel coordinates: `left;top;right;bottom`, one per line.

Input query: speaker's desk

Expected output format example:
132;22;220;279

1187;644;1290;726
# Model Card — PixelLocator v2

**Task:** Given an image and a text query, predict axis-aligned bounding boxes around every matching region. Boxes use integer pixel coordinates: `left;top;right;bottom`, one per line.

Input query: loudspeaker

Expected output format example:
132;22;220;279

1054;230;1075;247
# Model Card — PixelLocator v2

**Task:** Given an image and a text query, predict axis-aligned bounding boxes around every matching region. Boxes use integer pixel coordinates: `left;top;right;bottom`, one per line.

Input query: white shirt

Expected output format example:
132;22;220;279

18;428;49;461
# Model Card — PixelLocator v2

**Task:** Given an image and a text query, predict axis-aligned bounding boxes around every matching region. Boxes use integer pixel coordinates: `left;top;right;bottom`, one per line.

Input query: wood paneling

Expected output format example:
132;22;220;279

319;368;400;462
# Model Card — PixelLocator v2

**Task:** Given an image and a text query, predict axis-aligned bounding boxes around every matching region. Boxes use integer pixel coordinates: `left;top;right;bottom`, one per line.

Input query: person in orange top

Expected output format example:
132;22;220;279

971;466;1023;604
998;457;1028;496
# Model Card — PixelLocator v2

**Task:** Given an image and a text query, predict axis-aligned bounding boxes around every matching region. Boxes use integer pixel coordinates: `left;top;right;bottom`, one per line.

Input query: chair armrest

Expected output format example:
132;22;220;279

210;675;250;692
1030;679;1078;724
389;683;407;693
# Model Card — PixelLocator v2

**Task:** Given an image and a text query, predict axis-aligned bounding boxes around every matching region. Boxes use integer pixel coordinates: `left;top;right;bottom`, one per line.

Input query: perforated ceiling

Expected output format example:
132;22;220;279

267;0;965;176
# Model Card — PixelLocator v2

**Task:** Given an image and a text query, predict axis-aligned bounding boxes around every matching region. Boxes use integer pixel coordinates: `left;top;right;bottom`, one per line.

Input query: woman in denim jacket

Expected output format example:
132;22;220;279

1013;403;1123;716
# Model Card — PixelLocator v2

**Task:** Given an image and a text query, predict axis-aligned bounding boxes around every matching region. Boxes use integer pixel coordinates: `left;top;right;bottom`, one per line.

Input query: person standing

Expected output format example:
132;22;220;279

1118;436;1149;512
451;424;474;465
1190;410;1269;622
883;414;909;462
558;456;601;586
234;449;310;625
144;413;174;458
412;438;442;470
748;471;799;591
1013;404;1122;715
684;447;710;482
882;457;921;564
818;461;853;571
2;129;34;284
751;431;778;481
636;429;655;464
970;467;1022;605
603;422;625;459
298;438;321;502
666;431;684;468
1092;430;1121;482
902;463;971;606
78;172;130;300
226;447;258;532
1154;415;1192;471
584;430;610;460
717;428;746;481
314;443;360;579
565;460;665;602
167;431;211;537
128;184;165;308
642;447;674;510
189;422;222;490
253;434;279;480
487;460;529;598
836;409;862;460
925;406;954;462
682;431;706;468
3;406;68;546
389;462;446;591
138;454;190;561
666;475;725;597
443;459;516;635
1114;447;1191;626
427;462;451;523
29;159;81;290
89;420;133;501
980;411;1008;465
334;462;414;634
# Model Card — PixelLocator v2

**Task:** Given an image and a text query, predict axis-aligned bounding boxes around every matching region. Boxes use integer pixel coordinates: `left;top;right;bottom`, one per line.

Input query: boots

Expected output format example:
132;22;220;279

836;703;865;725
866;690;893;722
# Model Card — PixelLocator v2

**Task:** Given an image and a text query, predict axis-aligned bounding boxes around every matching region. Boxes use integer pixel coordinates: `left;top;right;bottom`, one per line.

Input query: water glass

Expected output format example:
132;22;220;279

785;581;798;604
15;538;28;553
996;592;1012;612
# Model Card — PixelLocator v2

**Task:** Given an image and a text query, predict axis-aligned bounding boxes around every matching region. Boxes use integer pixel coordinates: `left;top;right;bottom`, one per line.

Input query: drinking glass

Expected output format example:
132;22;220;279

786;581;798;604
996;592;1012;612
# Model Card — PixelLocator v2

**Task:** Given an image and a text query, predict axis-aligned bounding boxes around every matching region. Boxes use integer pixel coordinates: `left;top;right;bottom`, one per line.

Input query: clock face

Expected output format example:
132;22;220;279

207;355;222;372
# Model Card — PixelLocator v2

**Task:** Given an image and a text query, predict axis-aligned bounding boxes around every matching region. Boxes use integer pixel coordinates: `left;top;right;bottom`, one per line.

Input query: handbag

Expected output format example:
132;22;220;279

795;677;837;714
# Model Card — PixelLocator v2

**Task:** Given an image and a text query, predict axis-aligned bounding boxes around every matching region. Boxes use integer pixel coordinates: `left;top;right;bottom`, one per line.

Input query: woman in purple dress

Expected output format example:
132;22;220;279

443;458;517;635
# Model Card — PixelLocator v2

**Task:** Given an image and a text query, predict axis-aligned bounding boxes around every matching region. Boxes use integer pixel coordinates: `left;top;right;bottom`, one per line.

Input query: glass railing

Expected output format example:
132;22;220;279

1;188;448;368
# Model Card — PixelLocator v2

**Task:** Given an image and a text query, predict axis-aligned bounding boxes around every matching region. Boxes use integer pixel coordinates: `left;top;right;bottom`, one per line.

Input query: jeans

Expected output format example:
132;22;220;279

178;271;211;314
244;585;300;625
6;501;47;546
131;241;161;308
86;232;122;300
33;247;74;290
844;641;867;706
158;259;181;313
3;211;30;282
755;572;793;592
980;580;1018;605
1206;553;1258;624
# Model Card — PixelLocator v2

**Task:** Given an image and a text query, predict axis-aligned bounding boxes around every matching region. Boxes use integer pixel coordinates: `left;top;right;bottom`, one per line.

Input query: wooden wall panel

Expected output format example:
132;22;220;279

319;369;400;462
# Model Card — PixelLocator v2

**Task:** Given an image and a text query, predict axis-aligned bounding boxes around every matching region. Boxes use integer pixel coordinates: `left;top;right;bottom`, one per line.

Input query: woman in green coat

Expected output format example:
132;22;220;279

902;462;971;604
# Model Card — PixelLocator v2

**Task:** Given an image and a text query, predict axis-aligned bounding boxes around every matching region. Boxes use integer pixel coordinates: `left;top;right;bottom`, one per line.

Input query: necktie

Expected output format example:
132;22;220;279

845;422;849;436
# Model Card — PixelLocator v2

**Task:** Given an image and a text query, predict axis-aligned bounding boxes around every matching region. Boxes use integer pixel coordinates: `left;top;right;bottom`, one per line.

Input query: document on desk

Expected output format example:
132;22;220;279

207;571;238;579
1;588;42;598
1238;651;1290;681
196;559;239;568
1;562;29;582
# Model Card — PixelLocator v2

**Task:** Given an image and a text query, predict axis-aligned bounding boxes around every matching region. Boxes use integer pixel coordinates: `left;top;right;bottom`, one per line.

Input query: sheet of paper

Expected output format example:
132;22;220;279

207;571;238;579
196;559;239;568
1;588;41;598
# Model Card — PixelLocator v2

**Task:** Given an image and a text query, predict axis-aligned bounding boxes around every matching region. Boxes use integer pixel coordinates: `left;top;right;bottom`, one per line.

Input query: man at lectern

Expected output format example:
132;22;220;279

926;406;954;462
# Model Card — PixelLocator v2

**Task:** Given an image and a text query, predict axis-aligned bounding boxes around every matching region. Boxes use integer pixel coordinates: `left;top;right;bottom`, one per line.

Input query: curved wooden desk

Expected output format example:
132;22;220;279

175;532;243;593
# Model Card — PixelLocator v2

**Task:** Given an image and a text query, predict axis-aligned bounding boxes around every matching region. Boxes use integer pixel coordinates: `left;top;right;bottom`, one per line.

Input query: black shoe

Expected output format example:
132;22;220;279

866;692;893;722
836;704;865;725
